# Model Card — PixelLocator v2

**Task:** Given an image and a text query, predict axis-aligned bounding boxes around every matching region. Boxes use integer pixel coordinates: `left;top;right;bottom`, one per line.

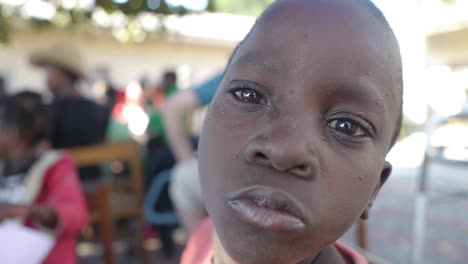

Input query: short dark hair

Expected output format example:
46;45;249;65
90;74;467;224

163;71;177;83
0;92;49;146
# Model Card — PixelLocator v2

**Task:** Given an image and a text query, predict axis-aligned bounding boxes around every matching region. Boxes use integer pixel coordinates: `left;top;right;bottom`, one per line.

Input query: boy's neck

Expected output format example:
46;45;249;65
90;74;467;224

313;246;347;264
212;232;346;264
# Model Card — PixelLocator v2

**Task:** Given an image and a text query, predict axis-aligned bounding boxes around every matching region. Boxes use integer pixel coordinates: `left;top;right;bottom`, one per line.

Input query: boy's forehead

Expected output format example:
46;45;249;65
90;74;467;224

254;0;391;49
238;0;399;66
260;0;378;25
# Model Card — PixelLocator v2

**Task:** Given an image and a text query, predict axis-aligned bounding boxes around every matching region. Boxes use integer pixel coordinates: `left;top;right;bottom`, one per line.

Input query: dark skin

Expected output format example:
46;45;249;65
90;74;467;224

46;65;80;99
198;0;402;264
0;204;58;229
161;75;176;91
0;127;58;229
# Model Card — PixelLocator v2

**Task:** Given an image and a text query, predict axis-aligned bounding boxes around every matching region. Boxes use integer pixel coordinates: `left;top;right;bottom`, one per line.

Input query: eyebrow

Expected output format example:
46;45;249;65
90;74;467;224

231;52;281;76
325;77;387;134
232;51;387;115
328;76;385;109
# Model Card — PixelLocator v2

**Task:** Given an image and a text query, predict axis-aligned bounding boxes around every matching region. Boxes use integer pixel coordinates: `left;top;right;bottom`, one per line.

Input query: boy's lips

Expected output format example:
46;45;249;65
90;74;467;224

228;186;307;232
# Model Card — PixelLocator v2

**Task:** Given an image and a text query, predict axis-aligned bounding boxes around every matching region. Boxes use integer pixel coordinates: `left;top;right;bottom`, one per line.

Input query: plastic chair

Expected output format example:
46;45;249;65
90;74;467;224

144;169;178;226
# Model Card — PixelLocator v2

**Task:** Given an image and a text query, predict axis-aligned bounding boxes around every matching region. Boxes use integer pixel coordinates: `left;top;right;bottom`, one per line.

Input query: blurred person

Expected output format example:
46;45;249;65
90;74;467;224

0;90;50;173
97;68;118;109
146;70;183;180
145;71;180;143
0;76;5;99
0;93;88;264
152;70;180;112
164;73;223;233
139;75;152;107
105;82;118;110
30;44;110;181
143;71;185;258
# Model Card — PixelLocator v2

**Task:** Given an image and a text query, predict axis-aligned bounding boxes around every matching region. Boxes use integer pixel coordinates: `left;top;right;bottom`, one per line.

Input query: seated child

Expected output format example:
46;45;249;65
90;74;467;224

0;93;88;264
182;0;403;263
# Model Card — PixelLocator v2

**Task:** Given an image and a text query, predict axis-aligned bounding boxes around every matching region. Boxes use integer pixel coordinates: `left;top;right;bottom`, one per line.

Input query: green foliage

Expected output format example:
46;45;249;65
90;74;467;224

212;0;274;16
93;0;267;15
0;6;9;44
97;0;169;14
95;0;196;15
441;0;457;5
0;0;274;44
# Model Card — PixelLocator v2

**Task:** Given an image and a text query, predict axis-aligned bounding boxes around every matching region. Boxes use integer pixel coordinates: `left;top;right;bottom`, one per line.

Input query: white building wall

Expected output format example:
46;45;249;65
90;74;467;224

0;28;234;94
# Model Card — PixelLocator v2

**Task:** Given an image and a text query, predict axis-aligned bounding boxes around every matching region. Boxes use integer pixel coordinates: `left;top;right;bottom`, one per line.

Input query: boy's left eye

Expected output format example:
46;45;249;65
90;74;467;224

327;119;369;137
232;89;266;105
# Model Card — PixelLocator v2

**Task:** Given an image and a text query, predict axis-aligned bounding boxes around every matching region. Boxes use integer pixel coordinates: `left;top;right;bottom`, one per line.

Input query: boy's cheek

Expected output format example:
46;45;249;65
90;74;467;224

320;154;383;206
313;170;378;232
201;104;245;166
206;103;260;144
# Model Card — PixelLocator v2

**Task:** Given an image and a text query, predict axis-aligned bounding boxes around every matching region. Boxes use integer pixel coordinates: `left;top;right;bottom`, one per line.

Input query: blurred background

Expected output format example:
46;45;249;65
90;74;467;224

0;0;467;264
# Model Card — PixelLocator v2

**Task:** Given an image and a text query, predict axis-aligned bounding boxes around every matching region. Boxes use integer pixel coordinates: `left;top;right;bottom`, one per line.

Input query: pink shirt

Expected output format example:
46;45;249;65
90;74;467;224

29;155;88;264
181;219;368;264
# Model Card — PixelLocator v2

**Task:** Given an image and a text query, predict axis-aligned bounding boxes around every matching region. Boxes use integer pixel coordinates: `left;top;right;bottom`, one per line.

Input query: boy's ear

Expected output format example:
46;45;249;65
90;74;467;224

360;161;392;220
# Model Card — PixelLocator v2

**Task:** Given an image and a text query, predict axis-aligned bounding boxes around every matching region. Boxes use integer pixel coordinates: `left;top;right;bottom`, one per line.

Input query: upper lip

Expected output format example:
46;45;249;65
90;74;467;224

228;185;307;223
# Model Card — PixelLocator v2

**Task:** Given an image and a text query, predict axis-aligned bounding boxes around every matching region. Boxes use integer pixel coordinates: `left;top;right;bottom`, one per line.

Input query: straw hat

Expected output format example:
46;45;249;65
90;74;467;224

30;43;86;79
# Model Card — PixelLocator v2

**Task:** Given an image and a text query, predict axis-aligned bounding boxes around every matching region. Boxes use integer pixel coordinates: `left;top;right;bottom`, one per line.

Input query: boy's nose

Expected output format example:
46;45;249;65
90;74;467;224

243;131;319;180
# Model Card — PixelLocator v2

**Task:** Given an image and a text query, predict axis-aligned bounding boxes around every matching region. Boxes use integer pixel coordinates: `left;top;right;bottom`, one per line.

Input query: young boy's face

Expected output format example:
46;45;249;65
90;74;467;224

199;0;402;263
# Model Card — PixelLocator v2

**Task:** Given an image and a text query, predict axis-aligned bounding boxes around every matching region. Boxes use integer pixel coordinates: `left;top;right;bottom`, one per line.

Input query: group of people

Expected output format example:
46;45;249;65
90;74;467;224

0;43;108;263
1;0;406;263
0;38;214;262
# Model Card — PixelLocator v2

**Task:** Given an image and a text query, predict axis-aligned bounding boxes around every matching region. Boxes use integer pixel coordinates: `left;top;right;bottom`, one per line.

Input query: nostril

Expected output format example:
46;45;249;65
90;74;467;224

292;164;310;174
255;152;268;161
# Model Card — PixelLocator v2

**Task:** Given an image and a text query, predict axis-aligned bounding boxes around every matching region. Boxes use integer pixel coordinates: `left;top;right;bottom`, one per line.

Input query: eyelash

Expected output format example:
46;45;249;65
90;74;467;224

326;114;374;141
327;119;369;137
228;83;267;105
226;82;375;141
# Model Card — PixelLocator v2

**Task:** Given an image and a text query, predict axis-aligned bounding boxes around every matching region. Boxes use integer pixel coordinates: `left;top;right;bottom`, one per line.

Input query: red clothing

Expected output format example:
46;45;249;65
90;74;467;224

181;219;214;264
181;219;368;264
30;155;88;264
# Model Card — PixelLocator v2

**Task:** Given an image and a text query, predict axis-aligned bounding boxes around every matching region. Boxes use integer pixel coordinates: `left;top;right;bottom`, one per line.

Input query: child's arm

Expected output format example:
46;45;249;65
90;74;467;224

29;205;58;229
0;203;29;221
39;155;88;236
0;204;57;229
162;90;200;162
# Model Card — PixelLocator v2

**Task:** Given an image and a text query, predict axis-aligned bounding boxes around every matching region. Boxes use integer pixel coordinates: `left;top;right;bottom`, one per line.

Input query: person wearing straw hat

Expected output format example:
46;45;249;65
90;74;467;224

30;43;86;99
30;44;109;181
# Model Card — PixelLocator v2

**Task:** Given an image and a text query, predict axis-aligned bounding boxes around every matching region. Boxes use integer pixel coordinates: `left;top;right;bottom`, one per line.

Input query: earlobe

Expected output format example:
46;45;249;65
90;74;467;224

360;208;369;220
379;161;392;187
360;161;392;219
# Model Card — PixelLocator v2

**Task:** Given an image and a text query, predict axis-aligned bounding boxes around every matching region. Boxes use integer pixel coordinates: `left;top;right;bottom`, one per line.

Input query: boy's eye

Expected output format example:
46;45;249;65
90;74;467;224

327;119;368;137
232;89;265;105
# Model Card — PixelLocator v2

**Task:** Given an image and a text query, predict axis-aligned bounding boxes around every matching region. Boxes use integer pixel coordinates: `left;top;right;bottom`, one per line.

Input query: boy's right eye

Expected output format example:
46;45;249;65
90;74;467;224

231;88;266;105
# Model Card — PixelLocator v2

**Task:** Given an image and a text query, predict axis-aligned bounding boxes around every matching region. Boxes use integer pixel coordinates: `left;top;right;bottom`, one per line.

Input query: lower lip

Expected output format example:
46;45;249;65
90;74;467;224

228;199;305;232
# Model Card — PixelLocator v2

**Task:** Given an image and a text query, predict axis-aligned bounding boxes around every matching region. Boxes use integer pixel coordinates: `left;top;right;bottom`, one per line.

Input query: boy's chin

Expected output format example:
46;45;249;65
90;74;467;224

223;242;316;264
215;221;321;264
224;242;299;264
